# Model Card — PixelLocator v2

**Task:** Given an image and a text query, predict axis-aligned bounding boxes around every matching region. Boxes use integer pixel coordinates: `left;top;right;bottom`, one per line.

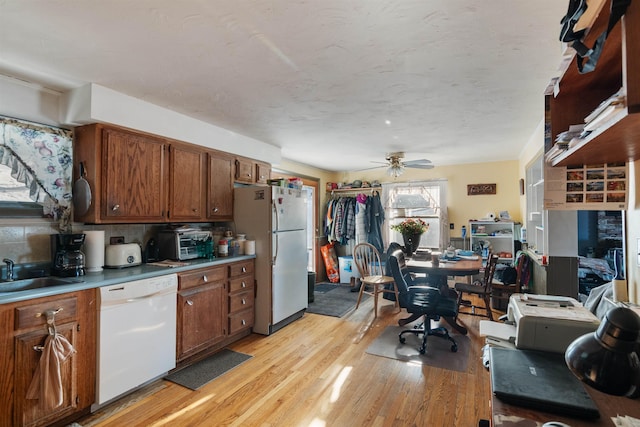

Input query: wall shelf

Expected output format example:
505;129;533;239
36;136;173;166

547;0;640;167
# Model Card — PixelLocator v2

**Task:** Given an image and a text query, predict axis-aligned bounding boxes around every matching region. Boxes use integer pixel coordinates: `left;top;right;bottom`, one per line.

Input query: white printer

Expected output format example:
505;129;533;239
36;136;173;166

480;293;600;353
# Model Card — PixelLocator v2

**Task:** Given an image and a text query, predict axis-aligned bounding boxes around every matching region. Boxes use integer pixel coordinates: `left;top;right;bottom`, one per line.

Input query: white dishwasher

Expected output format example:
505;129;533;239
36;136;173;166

95;274;178;407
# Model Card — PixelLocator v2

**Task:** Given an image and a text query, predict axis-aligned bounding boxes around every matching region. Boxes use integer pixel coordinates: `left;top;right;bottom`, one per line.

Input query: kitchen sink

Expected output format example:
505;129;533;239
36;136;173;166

0;277;85;293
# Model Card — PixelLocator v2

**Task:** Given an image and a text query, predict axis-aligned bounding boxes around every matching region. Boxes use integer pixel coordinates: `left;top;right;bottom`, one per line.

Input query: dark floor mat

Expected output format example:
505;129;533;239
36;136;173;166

165;349;252;390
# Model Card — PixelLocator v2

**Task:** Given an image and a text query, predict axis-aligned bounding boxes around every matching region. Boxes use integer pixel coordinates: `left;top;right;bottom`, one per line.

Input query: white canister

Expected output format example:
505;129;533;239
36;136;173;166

83;230;105;272
244;240;256;255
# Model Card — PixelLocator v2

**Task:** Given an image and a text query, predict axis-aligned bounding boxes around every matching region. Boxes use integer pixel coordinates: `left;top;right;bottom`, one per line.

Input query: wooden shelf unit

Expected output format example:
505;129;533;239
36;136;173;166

549;0;640;167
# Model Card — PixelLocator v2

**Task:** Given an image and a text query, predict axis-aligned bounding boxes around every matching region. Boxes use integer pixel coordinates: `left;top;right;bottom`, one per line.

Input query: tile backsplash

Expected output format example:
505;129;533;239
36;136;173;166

0;219;162;266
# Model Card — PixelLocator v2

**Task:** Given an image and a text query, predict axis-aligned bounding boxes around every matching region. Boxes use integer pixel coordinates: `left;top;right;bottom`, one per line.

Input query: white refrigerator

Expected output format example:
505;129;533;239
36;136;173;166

234;186;308;335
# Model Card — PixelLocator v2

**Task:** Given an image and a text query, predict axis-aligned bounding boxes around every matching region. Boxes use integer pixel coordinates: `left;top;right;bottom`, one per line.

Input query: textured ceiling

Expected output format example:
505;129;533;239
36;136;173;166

0;0;567;171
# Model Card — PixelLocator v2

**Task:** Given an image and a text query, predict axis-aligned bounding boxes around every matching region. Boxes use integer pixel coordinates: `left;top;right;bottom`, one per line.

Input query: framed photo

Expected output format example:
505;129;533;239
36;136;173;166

467;183;496;195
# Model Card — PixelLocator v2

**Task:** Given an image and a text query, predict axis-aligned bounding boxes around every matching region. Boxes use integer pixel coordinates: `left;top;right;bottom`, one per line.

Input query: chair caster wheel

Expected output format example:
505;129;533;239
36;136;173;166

419;347;426;354
399;336;406;344
451;344;458;352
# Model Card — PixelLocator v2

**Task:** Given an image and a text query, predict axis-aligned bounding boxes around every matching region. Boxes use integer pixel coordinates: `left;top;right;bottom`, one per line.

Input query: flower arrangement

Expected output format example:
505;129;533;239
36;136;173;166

390;218;429;235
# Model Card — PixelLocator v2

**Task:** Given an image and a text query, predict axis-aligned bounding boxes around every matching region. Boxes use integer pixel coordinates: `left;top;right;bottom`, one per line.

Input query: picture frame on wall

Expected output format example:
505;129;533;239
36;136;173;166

467;183;496;195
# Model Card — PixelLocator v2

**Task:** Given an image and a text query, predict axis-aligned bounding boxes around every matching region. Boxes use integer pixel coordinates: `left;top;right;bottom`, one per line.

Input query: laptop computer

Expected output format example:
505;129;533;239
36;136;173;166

489;347;600;419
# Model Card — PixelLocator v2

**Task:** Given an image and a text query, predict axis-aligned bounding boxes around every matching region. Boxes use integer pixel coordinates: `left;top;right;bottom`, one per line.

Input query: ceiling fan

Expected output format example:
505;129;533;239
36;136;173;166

366;152;434;177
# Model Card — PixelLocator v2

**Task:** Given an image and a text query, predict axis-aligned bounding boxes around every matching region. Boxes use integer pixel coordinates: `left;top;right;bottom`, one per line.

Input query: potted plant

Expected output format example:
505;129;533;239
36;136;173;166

391;219;429;256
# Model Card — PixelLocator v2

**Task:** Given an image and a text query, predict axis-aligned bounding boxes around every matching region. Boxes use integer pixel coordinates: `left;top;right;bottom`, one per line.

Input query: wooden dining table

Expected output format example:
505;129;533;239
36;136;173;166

406;256;483;335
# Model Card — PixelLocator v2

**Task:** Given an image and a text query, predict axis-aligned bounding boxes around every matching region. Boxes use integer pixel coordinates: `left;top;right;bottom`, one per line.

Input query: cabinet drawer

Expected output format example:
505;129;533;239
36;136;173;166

229;275;254;294
15;297;77;330
229;291;254;314
179;266;226;290
229;309;254;334
229;260;254;277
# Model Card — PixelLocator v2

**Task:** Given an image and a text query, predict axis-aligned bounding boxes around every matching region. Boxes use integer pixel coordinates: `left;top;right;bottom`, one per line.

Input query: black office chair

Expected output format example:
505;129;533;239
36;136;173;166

387;248;459;354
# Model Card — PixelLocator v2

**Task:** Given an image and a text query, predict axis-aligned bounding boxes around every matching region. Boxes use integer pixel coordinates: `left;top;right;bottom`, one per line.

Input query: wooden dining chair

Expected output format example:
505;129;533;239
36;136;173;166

491;251;532;310
353;243;399;317
454;253;498;321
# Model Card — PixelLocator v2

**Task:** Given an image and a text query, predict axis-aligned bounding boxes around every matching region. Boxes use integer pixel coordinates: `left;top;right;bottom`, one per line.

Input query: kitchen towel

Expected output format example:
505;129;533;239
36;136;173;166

84;230;105;272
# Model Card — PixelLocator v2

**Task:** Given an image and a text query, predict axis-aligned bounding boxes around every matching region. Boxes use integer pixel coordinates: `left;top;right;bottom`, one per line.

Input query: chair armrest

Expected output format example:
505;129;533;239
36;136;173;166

407;285;440;293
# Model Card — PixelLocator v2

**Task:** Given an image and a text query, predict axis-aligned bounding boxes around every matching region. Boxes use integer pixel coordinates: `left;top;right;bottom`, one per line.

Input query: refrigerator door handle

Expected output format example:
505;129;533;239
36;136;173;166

272;201;278;266
272;232;278;266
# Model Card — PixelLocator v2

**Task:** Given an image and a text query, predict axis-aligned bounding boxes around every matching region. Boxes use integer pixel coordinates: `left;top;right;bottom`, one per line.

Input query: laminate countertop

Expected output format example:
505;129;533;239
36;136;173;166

0;254;256;304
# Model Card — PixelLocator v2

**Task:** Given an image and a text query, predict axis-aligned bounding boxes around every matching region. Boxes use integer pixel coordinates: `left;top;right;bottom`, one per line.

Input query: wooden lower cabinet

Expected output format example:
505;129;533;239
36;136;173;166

228;260;255;335
176;259;255;364
176;260;255;367
0;289;96;427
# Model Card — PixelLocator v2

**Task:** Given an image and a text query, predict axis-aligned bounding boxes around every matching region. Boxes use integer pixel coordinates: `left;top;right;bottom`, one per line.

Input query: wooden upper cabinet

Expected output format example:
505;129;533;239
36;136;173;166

548;0;640;167
74;124;168;223
235;157;271;185
169;144;206;221
208;153;234;220
234;157;254;183
255;161;271;184
74;123;266;223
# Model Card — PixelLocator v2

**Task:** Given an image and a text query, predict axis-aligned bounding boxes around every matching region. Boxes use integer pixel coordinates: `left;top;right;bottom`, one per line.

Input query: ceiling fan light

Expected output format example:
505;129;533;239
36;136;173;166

387;165;403;177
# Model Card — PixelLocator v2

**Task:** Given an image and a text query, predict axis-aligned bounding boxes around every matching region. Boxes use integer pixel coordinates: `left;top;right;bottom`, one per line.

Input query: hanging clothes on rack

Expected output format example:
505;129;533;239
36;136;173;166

355;193;367;244
324;190;384;250
366;191;385;254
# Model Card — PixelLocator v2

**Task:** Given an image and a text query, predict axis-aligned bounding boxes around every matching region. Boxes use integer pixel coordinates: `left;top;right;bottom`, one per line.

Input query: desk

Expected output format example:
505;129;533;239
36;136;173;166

490;347;640;426
406;257;482;335
492;384;640;426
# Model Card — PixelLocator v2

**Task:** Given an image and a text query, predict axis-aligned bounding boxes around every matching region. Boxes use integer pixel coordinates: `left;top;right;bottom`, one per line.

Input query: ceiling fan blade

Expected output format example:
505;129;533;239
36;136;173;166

355;165;386;171
402;158;432;166
405;164;434;169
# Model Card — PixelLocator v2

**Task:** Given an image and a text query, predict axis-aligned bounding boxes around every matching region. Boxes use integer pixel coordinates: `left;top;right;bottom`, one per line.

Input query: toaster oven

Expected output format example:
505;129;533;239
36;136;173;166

157;229;212;260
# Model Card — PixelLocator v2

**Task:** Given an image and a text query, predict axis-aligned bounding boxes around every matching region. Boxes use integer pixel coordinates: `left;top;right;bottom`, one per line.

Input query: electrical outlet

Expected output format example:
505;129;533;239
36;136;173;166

449;223;454;230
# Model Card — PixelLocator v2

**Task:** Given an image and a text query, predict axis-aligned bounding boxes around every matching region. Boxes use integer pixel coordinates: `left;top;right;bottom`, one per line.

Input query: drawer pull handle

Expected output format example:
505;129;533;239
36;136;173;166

242;267;247;273
241;298;246;305
192;208;198;213
186;300;194;306
112;204;120;212
33;345;44;352
212;207;219;213
241;281;246;288
203;275;208;282
241;319;246;326
35;307;63;318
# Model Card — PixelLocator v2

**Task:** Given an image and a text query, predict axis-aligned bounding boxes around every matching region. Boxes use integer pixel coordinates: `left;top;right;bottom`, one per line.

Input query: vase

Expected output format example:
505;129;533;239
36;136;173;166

402;232;422;256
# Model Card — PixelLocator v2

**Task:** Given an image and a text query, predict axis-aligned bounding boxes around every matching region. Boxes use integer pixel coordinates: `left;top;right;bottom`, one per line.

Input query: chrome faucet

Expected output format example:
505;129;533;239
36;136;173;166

3;258;14;281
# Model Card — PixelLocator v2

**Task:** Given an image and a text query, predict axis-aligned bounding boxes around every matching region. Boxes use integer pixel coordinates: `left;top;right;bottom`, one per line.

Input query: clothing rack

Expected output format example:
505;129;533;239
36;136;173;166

329;188;379;197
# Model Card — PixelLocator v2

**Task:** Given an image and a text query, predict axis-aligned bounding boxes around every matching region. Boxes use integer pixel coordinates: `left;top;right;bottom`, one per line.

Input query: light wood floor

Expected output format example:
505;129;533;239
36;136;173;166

74;293;496;427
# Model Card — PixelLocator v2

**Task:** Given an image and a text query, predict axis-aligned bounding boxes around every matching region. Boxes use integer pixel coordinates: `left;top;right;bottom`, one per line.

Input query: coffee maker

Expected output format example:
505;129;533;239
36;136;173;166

51;234;86;277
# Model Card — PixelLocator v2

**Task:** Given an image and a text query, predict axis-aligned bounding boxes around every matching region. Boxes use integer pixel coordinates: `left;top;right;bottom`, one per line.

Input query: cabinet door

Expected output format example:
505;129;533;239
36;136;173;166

234;158;254;183
208;154;233;220
255;162;271;185
177;281;227;361
169;145;206;221
102;128;167;222
14;323;77;427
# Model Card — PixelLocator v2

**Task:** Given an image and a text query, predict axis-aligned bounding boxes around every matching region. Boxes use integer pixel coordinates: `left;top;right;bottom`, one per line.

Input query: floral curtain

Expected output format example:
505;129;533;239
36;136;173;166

0;116;73;230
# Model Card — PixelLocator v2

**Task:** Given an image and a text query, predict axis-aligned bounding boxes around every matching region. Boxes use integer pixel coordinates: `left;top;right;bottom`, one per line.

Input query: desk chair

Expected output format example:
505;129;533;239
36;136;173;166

353;243;399;317
454;253;498;321
387;248;458;354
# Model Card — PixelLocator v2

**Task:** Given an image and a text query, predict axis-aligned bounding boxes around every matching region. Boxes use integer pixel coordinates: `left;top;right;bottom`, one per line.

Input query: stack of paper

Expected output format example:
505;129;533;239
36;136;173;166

584;89;626;131
479;320;516;349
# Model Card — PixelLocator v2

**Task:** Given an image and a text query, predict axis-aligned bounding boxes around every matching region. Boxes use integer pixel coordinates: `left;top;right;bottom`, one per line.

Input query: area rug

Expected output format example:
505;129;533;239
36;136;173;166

164;349;252;390
306;283;367;317
366;325;471;372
